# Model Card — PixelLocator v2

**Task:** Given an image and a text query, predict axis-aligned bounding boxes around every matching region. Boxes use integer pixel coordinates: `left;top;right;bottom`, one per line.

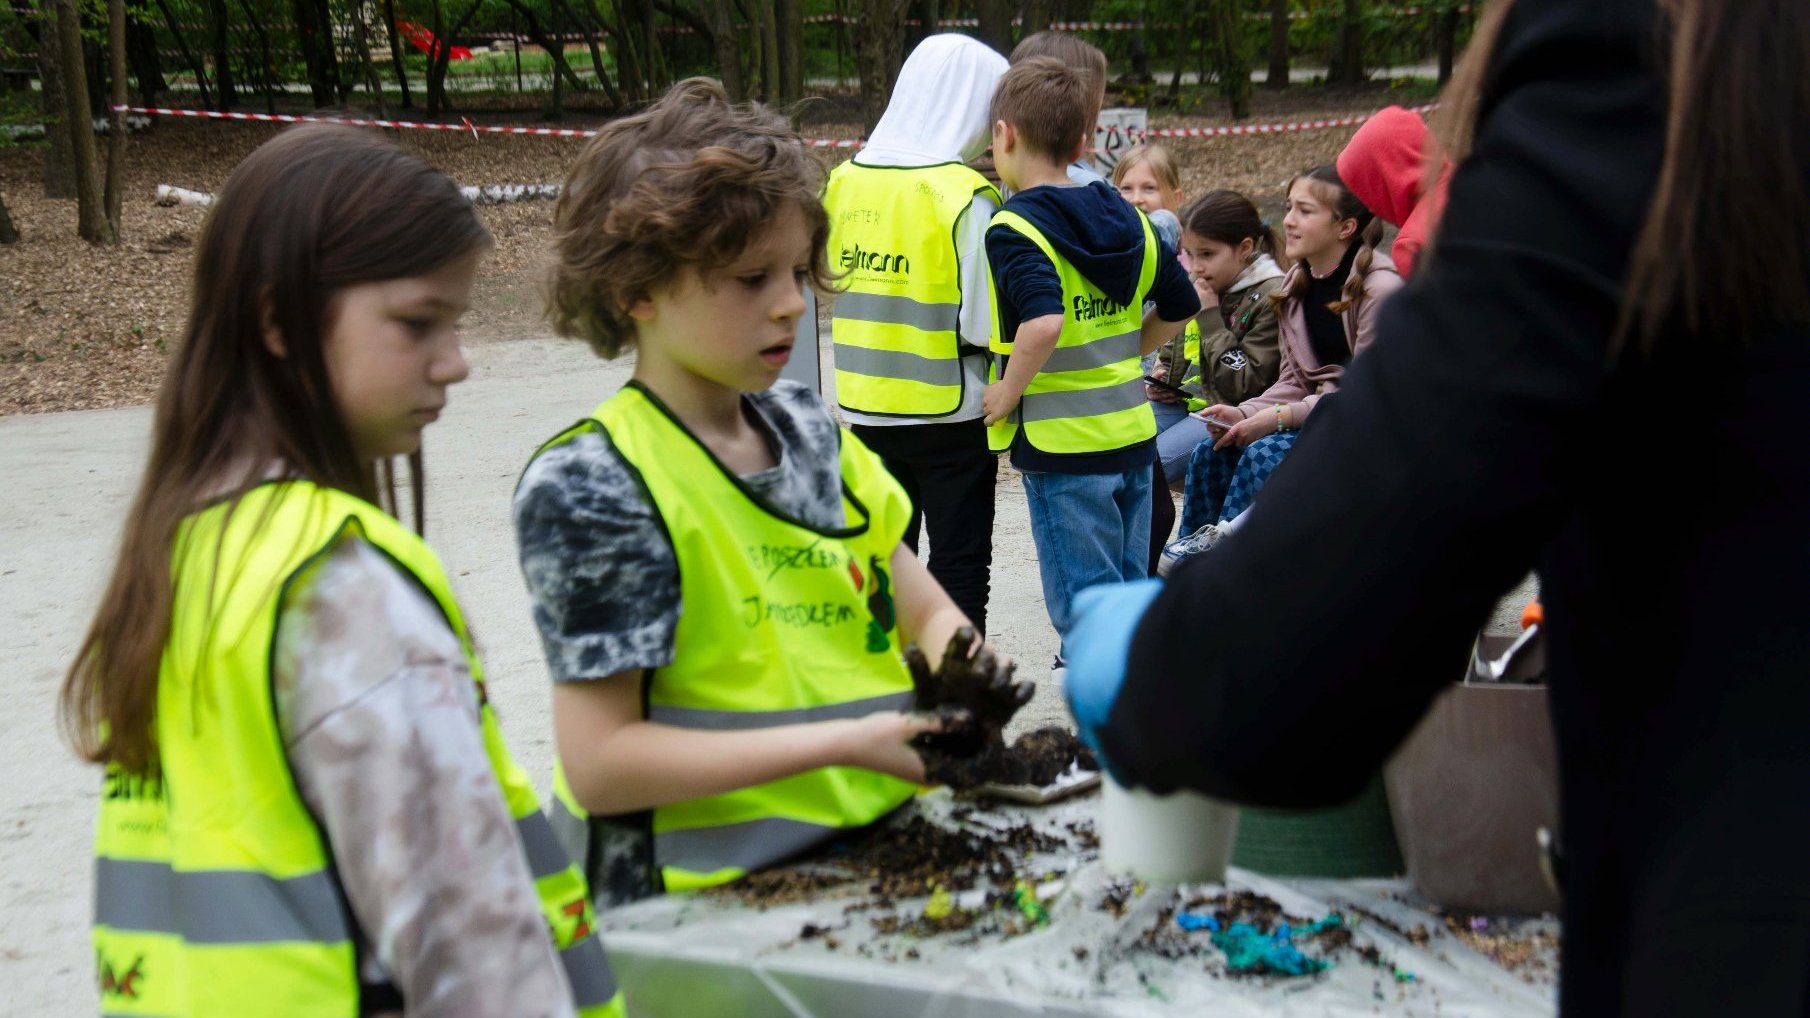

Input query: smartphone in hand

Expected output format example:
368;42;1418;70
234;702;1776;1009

1194;409;1232;431
1142;374;1190;398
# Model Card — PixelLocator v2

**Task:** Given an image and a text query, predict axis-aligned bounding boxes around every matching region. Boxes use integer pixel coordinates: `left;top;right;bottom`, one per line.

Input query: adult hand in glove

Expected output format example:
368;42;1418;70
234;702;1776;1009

1063;579;1164;786
906;626;1034;783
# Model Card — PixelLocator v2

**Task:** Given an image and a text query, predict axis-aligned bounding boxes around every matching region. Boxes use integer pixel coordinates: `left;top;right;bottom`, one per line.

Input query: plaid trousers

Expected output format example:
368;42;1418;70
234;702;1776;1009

1178;430;1300;533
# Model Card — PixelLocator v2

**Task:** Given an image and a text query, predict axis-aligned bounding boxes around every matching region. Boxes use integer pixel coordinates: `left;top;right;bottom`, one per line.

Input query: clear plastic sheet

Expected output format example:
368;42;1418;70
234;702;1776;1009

599;791;1558;1017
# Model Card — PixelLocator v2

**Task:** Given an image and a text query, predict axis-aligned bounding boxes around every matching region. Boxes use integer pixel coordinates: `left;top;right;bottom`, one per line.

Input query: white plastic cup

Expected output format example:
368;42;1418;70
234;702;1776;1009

1100;777;1241;883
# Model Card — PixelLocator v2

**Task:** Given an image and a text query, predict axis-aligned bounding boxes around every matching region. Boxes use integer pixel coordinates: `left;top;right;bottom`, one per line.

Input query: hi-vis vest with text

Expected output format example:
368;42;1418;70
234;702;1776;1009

92;481;622;1018
825;160;999;417
537;383;919;893
986;209;1160;454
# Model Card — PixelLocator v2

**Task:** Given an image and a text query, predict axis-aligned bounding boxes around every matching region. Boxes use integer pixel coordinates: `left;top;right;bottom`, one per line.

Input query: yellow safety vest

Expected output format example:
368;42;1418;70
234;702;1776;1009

986;208;1160;454
92;481;622;1018
824;160;999;417
1183;318;1201;367
536;382;918;893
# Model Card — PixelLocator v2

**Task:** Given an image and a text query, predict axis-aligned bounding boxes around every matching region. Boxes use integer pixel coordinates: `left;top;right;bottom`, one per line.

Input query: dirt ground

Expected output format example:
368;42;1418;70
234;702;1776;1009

0;80;1435;416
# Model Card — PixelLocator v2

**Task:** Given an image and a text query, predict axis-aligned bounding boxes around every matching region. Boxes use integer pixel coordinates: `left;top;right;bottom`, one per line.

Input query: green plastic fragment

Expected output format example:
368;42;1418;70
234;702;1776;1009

1012;880;1049;926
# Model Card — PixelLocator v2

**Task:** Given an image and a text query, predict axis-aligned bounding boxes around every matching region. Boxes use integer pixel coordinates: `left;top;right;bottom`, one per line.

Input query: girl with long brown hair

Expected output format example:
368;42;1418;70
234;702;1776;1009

1066;0;1810;1012
64;124;620;1017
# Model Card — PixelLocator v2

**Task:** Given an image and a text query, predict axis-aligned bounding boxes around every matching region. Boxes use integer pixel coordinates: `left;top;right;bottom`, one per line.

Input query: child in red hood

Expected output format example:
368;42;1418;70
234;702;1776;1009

1335;106;1450;278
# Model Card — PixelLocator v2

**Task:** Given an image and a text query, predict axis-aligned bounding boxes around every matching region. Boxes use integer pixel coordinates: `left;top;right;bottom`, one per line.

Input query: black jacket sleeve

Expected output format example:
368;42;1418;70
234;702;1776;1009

1103;0;1669;804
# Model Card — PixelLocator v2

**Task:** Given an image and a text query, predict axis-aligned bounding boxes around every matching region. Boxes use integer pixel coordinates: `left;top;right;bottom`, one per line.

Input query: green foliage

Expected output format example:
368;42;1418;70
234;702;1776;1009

48;1;1470;112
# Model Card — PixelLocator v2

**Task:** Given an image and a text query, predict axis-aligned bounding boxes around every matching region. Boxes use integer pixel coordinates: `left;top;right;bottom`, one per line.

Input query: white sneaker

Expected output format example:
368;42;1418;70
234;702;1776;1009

1157;522;1224;577
1050;654;1067;684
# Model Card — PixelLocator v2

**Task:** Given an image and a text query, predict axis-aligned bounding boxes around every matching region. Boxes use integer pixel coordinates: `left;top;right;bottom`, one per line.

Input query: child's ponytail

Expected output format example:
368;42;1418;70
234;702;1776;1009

1330;216;1386;314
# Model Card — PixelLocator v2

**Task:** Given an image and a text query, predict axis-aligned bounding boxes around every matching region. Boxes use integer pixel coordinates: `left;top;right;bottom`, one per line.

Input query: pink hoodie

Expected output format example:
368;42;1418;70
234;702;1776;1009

1336;106;1451;278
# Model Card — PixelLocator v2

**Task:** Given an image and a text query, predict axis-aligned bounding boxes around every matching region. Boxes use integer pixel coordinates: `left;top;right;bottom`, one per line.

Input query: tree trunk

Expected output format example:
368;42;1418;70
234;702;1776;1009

975;0;1012;58
1163;0;1185;104
425;0;482;114
548;0;563;116
776;0;801;109
548;0;616;106
350;0;386;115
125;15;166;106
105;0;125;238
291;0;337;105
610;5;645;101
854;0;906;134
203;0;234;108
318;0;348;101
1020;0;1051;38
0;191;19;244
36;2;76;199
1265;0;1288;88
1329;0;1364;85
152;0;212;107
904;0;934;47
753;0;777;101
501;0;585;97
568;0;624;107
1211;0;1250;118
382;0;412;106
235;0;277;113
1436;3;1458;84
832;0;848;84
700;0;742;100
57;0;112;242
636;0;664;94
1129;27;1149;83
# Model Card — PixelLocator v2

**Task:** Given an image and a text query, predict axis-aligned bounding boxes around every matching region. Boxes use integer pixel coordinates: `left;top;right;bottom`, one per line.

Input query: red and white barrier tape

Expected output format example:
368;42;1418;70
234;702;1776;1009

1139;102;1435;141
117;104;596;137
157;181;560;207
120;101;1433;148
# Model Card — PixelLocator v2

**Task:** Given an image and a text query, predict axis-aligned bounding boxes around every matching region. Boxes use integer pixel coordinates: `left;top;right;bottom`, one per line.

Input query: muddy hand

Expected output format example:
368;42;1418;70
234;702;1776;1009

936;628;1034;732
904;639;944;709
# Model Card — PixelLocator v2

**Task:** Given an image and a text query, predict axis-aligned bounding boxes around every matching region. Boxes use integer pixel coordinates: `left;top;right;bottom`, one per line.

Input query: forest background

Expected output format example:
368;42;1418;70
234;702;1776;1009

0;0;1474;412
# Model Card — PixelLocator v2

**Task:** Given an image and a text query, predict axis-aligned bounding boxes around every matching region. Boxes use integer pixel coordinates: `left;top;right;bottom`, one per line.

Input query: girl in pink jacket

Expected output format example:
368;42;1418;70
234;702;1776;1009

1161;165;1401;573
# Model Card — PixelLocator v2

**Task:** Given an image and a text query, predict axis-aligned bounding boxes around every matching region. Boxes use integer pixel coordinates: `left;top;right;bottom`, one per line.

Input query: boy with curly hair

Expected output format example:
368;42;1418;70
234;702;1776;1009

514;78;1018;907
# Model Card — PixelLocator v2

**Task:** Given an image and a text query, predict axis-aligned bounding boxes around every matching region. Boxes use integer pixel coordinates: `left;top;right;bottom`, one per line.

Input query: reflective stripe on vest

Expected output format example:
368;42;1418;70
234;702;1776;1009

92;482;623;1018
533;383;918;893
825;161;999;417
985;209;1160;455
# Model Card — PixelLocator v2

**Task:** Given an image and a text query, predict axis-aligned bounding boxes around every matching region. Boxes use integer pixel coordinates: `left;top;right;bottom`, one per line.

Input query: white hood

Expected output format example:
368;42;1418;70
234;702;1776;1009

857;34;1008;167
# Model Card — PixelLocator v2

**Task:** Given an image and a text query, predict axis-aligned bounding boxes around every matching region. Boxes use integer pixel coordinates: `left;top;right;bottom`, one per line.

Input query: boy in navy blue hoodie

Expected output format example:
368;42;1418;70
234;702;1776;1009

982;57;1200;673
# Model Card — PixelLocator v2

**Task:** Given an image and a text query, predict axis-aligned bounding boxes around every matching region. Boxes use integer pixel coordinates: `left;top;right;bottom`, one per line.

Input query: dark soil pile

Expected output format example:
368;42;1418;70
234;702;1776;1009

713;813;1065;909
1001;727;1099;786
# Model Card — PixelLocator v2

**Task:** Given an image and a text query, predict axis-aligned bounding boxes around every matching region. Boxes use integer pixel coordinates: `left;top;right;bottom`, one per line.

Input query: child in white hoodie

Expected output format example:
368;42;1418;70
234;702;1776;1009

824;34;1006;634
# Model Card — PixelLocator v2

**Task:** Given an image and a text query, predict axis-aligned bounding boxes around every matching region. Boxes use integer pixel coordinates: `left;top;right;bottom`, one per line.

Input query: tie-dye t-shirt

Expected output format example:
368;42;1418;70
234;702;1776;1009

512;380;849;905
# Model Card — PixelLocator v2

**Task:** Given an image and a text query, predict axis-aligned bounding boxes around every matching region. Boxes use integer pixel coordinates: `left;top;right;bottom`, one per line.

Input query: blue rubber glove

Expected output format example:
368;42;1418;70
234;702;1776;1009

1064;579;1164;787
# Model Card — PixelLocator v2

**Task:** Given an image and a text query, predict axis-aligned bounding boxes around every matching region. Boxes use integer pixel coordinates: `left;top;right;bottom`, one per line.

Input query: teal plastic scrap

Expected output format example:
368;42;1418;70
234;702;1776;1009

1175;911;1345;977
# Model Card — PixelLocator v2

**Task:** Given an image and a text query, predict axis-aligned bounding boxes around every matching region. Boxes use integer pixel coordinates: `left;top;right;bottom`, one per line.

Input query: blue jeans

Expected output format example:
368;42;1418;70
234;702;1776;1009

1151;400;1211;480
1023;465;1154;655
